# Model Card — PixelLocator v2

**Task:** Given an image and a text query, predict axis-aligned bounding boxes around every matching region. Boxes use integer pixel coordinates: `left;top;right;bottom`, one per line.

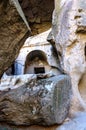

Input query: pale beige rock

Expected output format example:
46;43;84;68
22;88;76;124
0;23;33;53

53;0;86;113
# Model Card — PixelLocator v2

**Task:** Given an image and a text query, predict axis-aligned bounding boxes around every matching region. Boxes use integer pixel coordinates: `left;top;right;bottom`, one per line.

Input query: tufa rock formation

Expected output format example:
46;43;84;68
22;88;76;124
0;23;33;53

0;0;30;78
52;0;86;113
0;0;86;129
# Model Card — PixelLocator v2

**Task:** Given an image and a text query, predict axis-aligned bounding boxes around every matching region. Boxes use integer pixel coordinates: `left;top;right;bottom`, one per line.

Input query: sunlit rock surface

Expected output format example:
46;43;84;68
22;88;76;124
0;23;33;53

53;0;86;113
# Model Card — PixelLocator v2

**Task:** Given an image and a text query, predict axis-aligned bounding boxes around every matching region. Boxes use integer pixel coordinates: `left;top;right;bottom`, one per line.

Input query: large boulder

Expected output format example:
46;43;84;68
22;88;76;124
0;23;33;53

52;0;86;113
0;0;30;78
0;74;71;126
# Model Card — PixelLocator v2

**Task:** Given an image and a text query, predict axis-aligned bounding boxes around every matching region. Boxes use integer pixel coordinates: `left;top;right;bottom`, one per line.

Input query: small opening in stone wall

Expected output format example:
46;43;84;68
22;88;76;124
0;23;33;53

34;67;45;74
24;50;49;74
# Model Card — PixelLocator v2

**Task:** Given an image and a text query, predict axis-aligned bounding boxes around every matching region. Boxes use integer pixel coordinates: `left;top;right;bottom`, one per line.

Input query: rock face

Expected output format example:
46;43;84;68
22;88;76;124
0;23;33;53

0;74;71;126
19;0;54;35
19;0;54;22
52;0;86;113
0;112;86;130
0;0;54;78
57;112;86;130
0;0;29;78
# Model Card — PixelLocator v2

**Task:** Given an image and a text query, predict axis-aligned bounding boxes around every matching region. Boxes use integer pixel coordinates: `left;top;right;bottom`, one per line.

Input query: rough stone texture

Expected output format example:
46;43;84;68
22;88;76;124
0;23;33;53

0;0;54;78
0;112;86;130
75;0;86;33
11;0;31;31
52;0;86;113
0;124;58;130
57;112;86;130
19;0;54;35
19;0;54;23
0;74;71;126
0;0;29;78
1;112;86;130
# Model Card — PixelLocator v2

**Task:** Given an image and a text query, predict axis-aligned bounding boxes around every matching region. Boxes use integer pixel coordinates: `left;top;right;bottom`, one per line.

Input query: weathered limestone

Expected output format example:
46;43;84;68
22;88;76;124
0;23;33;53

0;0;54;77
52;0;86;112
0;74;71;126
0;0;30;78
19;0;54;35
0;0;86;129
11;0;30;31
19;0;54;23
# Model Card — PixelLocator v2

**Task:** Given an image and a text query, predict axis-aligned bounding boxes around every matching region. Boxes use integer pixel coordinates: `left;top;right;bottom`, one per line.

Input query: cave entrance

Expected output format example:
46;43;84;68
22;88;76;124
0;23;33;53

24;50;51;74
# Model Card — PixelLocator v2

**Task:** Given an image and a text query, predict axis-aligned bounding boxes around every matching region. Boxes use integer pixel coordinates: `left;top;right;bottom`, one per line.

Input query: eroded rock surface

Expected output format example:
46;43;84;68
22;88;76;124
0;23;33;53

0;0;29;78
19;0;54;34
0;74;71;126
0;0;54;78
57;112;86;130
52;0;86;113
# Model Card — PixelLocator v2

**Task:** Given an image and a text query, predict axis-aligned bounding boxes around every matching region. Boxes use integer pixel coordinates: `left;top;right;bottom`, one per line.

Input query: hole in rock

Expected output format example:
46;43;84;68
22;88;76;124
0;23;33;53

34;67;45;74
